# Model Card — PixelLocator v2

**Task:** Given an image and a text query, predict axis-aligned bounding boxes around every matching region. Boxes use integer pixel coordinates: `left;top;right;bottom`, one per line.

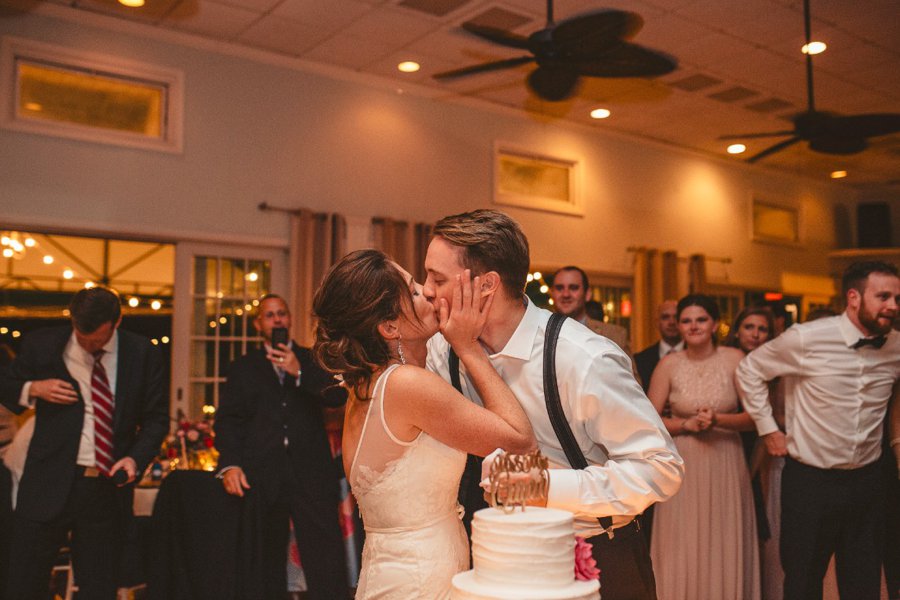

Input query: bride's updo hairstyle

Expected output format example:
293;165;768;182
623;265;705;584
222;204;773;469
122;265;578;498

313;249;415;398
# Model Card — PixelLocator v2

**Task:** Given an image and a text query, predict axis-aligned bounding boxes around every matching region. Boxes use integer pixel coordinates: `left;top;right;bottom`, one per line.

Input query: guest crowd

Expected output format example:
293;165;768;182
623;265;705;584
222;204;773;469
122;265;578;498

0;244;897;600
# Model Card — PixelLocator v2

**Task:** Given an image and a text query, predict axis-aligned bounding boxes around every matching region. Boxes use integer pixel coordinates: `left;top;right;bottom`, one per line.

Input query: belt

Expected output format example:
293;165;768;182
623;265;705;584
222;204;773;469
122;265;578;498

78;466;103;478
590;516;641;542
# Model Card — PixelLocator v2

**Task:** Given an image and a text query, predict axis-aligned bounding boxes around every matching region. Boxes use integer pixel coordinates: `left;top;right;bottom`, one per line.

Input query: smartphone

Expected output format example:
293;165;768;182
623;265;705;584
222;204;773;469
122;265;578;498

271;327;289;350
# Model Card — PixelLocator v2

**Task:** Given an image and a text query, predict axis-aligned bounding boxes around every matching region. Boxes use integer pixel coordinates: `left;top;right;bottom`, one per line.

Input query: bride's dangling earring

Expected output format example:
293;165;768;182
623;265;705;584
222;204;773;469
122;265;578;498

397;335;407;365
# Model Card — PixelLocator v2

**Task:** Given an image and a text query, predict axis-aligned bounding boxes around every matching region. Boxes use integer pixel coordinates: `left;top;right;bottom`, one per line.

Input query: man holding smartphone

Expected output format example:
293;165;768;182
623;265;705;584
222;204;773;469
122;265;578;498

215;294;349;599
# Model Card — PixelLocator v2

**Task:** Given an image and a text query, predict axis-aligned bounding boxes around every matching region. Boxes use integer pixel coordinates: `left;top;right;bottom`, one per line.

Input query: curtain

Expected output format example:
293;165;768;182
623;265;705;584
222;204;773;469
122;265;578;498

688;253;707;294
372;217;433;283
632;248;679;351
288;210;347;347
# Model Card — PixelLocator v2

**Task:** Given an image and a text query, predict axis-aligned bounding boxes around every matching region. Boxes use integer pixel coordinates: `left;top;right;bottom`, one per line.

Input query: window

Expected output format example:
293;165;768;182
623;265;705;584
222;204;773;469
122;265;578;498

1;36;183;152
187;256;272;417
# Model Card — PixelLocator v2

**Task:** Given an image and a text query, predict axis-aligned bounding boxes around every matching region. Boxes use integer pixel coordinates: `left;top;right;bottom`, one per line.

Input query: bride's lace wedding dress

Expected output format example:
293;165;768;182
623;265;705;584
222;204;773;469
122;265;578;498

348;364;469;599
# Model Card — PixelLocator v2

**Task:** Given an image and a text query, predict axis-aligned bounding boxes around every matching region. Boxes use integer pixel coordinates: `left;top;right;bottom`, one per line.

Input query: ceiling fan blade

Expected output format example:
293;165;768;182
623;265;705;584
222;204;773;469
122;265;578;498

809;135;867;155
461;22;531;50
828;113;900;138
747;136;803;163
570;43;676;77
433;56;535;80
527;67;580;101
719;131;796;140
553;10;643;53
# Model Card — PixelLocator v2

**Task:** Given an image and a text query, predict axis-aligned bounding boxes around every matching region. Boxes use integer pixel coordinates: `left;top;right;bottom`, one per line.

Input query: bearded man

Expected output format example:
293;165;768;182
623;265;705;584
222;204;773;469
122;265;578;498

737;260;900;600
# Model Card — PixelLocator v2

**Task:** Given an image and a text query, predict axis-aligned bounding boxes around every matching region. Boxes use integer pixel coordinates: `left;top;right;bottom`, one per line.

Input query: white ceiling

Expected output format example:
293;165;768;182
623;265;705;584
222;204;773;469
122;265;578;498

6;0;900;189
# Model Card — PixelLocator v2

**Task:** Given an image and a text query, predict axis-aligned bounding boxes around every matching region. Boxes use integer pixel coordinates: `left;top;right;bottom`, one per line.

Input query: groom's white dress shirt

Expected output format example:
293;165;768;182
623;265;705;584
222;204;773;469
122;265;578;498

427;298;684;537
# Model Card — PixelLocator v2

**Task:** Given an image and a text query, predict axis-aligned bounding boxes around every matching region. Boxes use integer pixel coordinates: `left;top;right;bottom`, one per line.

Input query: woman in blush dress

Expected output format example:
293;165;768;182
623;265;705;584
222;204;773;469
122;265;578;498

648;294;761;600
313;249;536;600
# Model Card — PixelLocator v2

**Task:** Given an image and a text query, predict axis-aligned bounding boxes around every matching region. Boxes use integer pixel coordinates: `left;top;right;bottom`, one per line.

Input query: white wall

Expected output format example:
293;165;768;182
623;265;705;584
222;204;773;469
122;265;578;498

0;9;866;291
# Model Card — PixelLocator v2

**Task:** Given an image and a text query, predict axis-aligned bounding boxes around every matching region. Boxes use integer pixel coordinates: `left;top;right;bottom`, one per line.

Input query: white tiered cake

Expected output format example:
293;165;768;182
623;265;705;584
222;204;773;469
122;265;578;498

451;507;600;600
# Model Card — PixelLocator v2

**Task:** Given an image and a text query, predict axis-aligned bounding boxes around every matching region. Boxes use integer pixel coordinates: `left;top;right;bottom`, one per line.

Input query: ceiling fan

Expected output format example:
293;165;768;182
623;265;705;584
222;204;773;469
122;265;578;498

721;0;900;163
432;0;676;102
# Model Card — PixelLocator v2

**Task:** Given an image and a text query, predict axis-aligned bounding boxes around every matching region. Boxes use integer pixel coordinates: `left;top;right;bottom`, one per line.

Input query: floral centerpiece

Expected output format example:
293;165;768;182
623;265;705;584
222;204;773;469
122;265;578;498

157;417;218;473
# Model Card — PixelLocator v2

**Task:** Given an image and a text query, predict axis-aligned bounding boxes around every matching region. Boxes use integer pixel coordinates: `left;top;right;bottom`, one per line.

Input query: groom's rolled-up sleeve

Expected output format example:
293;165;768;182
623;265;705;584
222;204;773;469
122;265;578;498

546;342;683;519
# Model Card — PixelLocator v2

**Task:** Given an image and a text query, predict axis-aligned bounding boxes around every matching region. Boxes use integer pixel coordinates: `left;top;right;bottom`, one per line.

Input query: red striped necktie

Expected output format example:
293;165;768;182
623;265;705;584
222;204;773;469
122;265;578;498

91;350;115;476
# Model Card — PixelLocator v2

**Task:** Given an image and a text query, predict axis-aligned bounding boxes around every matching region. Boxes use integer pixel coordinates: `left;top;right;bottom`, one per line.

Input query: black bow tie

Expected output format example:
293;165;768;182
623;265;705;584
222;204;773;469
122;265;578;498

852;335;887;350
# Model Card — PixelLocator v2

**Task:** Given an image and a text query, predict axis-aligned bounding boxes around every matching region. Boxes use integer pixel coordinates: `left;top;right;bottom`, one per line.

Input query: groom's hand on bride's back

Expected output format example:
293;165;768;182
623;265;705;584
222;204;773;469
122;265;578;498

221;467;251;497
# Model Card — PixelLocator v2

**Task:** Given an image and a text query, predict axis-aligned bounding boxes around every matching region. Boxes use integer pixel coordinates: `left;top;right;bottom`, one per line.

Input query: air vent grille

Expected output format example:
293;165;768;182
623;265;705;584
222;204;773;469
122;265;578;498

746;98;794;113
668;74;722;92
464;7;532;31
708;86;758;102
398;0;472;17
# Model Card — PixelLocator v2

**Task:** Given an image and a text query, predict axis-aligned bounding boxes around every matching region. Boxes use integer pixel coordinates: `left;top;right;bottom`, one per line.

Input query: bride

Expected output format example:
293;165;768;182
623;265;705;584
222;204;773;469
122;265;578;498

313;249;536;599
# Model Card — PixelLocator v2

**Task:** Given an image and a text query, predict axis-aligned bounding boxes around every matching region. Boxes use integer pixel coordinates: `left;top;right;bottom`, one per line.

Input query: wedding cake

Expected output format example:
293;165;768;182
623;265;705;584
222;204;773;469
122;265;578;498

450;507;600;600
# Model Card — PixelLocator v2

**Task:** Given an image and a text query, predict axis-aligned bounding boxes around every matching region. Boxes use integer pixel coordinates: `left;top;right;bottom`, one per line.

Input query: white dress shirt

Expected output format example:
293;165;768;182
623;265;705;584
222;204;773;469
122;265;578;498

658;340;684;359
427;299;684;537
736;313;900;470
19;331;119;468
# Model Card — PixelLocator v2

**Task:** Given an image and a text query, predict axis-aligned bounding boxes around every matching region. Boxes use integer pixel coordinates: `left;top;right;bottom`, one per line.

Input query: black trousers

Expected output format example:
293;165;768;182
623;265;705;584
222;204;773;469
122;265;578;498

259;461;348;600
0;464;12;600
781;457;885;600
5;472;122;600
587;517;657;600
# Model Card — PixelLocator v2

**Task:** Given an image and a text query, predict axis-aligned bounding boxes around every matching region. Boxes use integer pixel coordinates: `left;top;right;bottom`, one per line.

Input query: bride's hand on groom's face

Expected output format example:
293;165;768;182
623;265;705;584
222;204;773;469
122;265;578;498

439;269;494;352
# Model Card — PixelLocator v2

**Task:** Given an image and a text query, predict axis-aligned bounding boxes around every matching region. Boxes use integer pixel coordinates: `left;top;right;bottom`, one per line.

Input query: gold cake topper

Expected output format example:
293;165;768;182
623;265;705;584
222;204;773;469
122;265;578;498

486;450;549;512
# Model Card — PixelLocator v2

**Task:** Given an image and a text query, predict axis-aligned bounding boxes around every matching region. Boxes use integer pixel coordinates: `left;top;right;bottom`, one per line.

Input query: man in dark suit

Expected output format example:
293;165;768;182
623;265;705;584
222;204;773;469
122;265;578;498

216;294;348;600
633;299;682;393
632;299;681;546
0;286;168;599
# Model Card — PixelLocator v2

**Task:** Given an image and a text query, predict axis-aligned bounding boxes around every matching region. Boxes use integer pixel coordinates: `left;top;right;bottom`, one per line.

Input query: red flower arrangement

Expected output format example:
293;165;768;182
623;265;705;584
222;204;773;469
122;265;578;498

574;537;601;581
158;418;218;470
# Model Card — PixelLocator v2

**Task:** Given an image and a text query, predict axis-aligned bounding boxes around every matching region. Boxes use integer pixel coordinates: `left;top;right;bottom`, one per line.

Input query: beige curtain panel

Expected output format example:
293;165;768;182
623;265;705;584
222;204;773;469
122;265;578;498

289;210;347;347
632;248;679;351
372;217;433;284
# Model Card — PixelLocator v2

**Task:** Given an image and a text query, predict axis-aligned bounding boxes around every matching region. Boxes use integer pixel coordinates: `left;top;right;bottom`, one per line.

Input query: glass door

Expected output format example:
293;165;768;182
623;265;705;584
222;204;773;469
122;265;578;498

172;242;286;420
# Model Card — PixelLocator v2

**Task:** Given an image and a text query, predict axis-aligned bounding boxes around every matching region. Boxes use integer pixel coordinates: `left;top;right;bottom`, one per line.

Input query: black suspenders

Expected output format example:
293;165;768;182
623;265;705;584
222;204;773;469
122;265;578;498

450;312;614;534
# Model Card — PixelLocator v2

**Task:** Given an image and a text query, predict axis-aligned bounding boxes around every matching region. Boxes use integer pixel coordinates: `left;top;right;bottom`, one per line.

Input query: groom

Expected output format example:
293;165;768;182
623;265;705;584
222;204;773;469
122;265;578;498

424;209;683;600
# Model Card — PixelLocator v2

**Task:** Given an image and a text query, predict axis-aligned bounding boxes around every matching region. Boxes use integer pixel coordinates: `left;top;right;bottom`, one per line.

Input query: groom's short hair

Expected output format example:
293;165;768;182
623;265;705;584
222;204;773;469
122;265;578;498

432;209;530;298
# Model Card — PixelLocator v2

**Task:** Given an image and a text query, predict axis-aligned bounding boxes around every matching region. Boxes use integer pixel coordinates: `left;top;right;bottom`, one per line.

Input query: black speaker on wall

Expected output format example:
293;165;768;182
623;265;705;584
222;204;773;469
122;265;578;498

857;202;892;248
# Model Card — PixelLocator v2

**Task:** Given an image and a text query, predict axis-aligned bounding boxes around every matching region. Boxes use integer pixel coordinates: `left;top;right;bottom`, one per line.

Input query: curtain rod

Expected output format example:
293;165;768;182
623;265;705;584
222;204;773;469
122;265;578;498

258;201;304;215
626;247;732;264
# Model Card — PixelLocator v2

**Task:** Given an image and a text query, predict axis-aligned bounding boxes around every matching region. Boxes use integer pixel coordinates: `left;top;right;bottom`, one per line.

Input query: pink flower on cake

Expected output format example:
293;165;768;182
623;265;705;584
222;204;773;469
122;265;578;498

574;537;600;581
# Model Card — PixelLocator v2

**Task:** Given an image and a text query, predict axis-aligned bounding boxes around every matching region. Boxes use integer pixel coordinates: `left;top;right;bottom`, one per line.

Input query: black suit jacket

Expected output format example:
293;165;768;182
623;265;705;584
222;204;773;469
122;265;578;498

215;343;347;506
633;342;662;393
0;326;169;521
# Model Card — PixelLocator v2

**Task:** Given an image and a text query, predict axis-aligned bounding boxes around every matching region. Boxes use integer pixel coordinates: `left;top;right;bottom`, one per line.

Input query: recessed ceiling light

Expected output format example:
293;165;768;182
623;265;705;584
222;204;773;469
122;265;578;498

397;61;420;73
830;170;848;179
801;41;826;55
118;0;145;7
590;108;611;119
727;143;746;154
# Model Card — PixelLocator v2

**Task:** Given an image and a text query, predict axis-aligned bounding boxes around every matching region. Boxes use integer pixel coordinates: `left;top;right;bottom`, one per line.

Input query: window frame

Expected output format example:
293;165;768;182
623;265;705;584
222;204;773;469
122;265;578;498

0;35;184;153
